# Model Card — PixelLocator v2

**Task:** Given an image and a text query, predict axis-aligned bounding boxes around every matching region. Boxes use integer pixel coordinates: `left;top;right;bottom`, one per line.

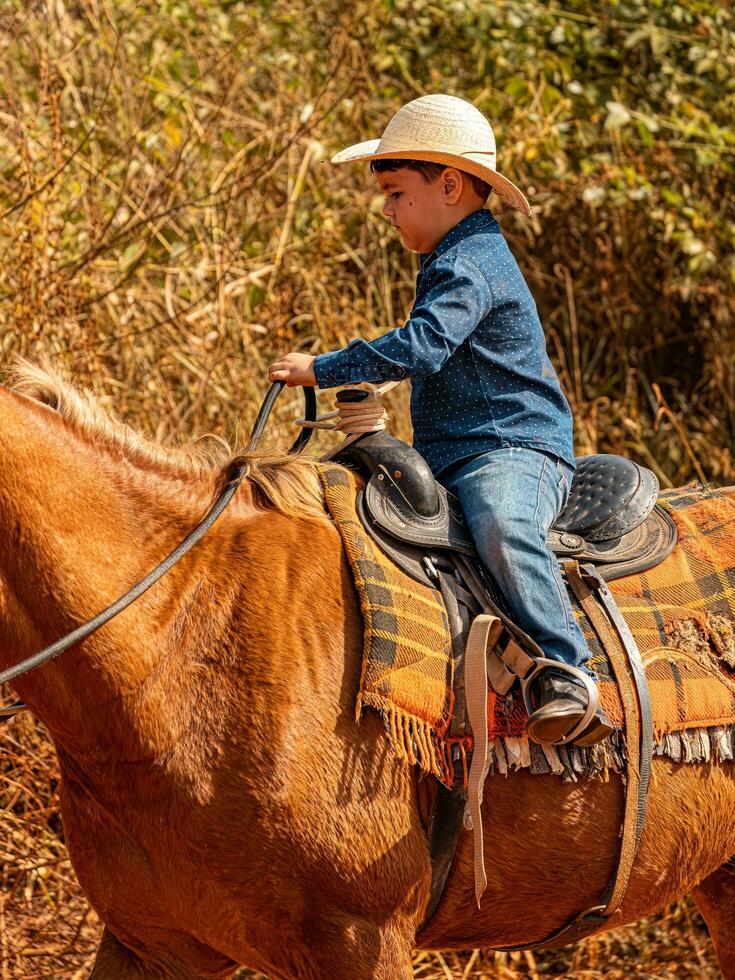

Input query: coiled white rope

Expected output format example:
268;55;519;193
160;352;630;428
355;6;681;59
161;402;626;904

296;380;401;456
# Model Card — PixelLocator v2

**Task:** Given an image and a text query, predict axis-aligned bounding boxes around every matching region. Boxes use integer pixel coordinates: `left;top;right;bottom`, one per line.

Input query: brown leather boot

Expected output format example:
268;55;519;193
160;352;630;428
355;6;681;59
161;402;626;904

525;667;614;746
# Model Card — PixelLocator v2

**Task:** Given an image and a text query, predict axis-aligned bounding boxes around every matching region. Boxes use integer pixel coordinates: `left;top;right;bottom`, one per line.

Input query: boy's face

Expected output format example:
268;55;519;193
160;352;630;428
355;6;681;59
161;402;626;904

376;167;458;254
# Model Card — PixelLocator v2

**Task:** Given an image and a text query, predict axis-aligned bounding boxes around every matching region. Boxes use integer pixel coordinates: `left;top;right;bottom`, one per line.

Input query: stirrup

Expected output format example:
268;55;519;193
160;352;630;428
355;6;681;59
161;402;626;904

519;658;600;746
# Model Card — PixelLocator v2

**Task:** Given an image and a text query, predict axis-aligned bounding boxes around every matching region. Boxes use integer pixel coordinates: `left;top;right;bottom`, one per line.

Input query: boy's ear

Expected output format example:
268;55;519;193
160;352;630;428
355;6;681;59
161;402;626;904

441;167;464;203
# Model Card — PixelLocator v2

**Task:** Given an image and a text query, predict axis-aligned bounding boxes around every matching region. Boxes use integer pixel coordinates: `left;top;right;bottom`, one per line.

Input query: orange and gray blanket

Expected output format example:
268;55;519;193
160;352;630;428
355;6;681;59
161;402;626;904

317;465;735;783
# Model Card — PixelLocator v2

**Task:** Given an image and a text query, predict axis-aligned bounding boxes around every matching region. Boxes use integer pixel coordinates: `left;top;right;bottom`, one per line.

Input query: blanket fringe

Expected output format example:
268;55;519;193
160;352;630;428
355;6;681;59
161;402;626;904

478;725;734;782
364;698;448;781
364;701;735;784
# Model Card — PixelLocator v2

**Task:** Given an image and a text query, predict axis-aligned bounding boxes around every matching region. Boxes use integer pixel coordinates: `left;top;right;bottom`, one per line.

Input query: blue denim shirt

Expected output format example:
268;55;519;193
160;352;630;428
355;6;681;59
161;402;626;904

314;208;576;477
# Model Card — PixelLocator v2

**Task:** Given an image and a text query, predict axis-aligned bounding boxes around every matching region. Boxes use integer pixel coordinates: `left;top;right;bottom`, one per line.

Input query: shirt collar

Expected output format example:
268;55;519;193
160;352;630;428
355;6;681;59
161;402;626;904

419;208;497;272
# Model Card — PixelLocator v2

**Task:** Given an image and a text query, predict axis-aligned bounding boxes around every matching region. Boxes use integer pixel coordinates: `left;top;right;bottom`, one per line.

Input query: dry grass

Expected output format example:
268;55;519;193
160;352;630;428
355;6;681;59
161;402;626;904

1;0;732;485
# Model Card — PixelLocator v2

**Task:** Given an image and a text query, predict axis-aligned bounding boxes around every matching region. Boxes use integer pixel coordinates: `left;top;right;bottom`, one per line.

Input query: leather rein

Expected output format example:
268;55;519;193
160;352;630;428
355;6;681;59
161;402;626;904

0;383;315;702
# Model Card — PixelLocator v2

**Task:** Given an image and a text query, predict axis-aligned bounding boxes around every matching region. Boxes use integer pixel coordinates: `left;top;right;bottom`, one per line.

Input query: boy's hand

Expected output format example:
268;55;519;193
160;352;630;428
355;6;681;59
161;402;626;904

267;352;317;387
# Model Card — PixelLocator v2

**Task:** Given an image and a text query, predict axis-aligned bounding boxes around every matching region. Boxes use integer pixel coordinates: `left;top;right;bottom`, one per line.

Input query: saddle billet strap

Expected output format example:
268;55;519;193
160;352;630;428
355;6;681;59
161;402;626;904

420;553;612;938
493;560;652;951
421;784;468;929
419;567;477;930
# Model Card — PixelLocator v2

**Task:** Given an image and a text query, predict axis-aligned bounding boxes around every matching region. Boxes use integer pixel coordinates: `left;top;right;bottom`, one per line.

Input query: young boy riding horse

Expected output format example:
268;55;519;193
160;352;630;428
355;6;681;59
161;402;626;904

268;93;612;746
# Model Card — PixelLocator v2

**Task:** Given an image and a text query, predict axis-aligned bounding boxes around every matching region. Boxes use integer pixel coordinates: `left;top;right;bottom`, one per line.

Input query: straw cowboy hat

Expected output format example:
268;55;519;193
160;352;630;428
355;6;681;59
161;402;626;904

331;94;531;216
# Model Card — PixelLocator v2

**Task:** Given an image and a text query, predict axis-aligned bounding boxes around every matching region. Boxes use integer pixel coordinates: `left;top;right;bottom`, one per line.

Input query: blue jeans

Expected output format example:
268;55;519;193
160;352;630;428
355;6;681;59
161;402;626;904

440;447;591;674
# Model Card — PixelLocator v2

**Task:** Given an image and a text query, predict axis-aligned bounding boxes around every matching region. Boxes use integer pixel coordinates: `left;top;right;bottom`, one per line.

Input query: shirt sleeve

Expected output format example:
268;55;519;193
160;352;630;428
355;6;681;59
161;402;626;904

313;250;493;389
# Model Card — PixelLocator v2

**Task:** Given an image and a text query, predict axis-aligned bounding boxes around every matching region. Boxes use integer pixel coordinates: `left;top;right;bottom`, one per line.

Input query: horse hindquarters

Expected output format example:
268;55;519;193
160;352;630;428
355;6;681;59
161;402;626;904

692;861;735;980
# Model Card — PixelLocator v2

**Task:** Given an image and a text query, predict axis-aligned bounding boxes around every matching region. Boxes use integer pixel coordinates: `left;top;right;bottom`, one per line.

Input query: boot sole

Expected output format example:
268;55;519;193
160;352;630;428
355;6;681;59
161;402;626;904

525;702;587;745
571;717;615;747
526;705;615;747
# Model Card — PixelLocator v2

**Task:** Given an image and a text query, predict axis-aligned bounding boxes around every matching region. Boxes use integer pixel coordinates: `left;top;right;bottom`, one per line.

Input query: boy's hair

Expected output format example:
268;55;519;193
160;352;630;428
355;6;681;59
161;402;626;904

370;158;492;204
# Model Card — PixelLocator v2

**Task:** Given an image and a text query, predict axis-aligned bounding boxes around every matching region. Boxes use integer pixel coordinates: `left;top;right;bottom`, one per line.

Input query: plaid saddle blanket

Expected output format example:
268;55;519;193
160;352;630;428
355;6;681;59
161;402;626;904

317;465;735;783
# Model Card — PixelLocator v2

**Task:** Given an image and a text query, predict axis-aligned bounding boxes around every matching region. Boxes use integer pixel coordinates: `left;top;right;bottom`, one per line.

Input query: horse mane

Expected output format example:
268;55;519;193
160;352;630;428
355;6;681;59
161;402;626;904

8;356;328;521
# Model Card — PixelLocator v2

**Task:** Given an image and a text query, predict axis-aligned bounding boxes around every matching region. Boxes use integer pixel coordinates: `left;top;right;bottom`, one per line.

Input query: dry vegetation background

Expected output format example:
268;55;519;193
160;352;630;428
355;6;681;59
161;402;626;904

1;0;734;976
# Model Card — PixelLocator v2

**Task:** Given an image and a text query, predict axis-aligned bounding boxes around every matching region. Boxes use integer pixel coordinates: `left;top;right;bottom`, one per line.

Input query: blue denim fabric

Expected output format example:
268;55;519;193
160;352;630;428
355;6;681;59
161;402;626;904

441;446;591;674
314;208;576;477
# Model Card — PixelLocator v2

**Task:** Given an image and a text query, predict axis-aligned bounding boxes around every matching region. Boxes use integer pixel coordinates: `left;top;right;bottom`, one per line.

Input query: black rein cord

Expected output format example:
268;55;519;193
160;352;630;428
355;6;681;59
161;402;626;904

0;382;316;691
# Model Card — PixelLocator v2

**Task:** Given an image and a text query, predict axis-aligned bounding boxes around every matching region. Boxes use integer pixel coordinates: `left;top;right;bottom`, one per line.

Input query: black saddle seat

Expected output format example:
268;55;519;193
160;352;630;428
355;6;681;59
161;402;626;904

554;454;659;542
336;433;677;582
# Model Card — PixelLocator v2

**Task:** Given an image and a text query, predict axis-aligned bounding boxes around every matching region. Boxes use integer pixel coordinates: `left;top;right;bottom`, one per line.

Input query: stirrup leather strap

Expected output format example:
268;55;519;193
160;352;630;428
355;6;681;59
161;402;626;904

464;613;503;907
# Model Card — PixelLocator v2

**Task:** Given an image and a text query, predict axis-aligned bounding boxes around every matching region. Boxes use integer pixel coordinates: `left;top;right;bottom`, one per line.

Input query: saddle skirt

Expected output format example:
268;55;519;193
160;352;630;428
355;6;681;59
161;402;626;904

317;463;735;784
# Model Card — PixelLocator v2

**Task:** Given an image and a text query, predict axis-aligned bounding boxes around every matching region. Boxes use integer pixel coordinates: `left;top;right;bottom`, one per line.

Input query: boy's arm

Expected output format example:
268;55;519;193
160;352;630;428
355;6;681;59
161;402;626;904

314;251;493;389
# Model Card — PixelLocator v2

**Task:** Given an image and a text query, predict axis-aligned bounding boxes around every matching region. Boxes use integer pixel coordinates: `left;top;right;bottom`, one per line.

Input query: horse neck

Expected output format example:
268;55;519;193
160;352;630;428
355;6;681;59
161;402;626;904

0;388;239;761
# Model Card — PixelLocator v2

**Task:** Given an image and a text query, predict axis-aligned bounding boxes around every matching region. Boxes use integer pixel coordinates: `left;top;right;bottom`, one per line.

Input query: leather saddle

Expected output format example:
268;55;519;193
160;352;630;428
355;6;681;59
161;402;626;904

335;432;678;589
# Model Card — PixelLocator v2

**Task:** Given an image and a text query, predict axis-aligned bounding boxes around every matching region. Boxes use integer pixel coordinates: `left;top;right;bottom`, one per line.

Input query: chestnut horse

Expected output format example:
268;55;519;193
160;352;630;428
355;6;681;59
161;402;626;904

2;361;735;980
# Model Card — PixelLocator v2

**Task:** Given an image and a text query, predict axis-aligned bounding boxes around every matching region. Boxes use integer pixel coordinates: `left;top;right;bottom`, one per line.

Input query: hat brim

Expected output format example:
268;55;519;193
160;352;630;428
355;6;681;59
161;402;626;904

331;142;531;217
